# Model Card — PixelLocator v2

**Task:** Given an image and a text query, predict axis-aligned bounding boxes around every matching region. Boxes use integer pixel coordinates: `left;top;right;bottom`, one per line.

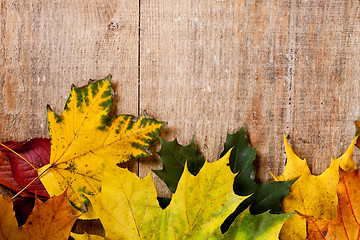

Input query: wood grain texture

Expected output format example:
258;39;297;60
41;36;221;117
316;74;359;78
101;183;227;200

140;0;290;197
139;0;360;197
288;1;360;173
1;0;360;201
0;0;139;170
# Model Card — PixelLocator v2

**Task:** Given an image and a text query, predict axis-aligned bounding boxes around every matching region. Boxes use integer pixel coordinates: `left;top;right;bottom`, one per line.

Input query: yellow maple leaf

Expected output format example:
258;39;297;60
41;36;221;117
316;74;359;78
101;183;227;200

37;76;164;210
0;195;25;239
272;135;358;239
84;150;245;240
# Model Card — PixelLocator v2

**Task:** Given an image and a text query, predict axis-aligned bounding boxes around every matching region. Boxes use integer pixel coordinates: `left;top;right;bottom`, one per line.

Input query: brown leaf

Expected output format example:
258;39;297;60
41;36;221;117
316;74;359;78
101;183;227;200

21;191;79;240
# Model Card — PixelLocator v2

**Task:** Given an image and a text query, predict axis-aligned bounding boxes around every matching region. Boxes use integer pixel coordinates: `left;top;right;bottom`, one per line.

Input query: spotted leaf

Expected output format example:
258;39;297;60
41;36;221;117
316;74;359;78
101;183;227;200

38;76;164;210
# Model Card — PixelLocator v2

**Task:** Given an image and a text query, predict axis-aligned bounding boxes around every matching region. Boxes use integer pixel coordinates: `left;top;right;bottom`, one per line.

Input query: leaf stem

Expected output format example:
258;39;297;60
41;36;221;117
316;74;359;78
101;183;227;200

12;165;51;200
0;142;37;170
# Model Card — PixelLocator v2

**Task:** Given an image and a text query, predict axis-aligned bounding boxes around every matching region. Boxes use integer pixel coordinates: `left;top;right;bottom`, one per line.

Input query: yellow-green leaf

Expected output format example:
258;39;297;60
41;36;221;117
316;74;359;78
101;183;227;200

38;76;164;210
87;150;245;239
210;209;293;240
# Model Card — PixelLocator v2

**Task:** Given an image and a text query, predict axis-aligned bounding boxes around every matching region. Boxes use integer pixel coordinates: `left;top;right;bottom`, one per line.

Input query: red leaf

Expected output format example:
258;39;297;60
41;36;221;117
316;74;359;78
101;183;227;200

0;138;50;198
0;152;33;197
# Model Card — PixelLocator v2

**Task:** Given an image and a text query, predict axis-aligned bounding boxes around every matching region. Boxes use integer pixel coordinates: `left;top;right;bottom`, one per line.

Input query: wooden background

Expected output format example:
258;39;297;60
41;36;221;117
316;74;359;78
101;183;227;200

1;0;360;198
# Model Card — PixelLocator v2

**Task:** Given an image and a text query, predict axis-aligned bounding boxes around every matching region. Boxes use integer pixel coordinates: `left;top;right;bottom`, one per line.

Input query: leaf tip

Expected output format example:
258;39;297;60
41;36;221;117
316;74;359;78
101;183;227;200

337;136;358;172
46;104;53;112
104;74;112;82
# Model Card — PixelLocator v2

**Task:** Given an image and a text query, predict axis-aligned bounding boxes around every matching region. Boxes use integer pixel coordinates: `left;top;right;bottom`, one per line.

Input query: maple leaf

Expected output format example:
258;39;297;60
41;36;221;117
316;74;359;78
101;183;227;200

272;135;358;239
37;76;164;210
21;191;80;240
153;138;205;193
84;150;244;239
153;128;293;232
305;170;360;240
0;138;50;198
0;191;77;239
210;209;293;240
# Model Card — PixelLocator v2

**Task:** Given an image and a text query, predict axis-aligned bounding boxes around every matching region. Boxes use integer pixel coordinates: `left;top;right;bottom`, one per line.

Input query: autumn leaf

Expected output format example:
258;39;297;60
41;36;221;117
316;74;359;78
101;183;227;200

0;195;25;239
153;138;205;193
21;191;80;240
0;191;78;239
85;149;244;239
273;135;358;239
37;76;164;210
210;209;293;240
0;138;50;198
13;197;36;226
306;170;360;240
0;150;32;198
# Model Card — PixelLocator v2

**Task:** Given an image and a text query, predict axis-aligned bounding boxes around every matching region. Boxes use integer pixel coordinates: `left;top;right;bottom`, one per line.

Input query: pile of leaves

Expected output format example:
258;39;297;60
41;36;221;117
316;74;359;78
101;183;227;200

1;76;359;239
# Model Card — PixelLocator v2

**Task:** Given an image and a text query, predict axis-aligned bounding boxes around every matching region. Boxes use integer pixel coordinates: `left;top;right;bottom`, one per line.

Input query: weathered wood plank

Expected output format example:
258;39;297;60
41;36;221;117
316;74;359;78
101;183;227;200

139;0;292;197
0;0;139;171
1;0;360;201
287;0;360;174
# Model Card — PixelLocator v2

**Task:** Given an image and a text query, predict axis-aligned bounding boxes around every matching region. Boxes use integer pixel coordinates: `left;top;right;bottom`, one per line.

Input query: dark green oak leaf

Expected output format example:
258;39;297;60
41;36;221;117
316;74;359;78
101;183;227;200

220;127;257;196
153;138;205;193
220;128;294;233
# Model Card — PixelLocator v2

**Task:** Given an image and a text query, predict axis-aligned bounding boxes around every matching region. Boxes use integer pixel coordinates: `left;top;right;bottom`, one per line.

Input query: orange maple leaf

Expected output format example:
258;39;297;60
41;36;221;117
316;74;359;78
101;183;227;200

0;191;78;239
306;170;360;240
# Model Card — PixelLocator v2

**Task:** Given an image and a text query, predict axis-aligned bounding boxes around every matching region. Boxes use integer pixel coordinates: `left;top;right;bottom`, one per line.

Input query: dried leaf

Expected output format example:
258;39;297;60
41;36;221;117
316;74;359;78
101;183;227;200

10;138;50;197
